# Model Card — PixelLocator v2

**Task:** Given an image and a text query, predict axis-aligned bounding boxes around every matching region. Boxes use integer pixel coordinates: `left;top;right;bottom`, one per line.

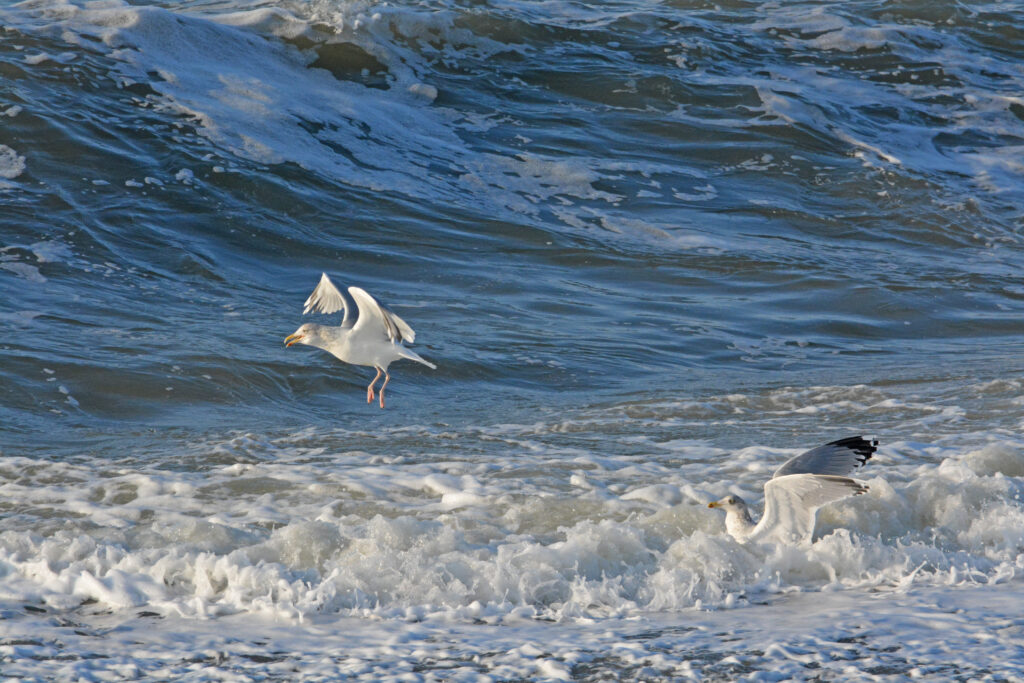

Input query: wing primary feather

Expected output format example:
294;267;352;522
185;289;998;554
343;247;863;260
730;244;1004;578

382;310;399;342
385;310;416;343
773;436;878;479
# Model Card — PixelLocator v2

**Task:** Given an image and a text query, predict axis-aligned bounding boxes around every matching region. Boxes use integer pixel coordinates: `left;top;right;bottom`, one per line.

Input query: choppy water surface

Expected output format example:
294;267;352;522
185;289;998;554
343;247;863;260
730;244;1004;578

2;0;1024;679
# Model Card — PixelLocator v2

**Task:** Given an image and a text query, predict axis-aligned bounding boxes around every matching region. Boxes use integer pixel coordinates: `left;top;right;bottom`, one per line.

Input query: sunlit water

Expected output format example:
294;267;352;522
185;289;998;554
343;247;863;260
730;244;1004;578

2;0;1024;679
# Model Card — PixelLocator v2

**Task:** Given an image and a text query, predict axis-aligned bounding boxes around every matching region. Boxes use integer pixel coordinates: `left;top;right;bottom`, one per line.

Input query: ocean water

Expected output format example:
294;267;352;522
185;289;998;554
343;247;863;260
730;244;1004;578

2;0;1024;679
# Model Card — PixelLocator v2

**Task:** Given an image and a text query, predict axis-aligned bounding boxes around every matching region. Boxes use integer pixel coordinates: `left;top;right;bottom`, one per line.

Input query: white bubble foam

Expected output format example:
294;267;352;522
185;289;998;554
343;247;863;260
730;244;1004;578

0;145;26;179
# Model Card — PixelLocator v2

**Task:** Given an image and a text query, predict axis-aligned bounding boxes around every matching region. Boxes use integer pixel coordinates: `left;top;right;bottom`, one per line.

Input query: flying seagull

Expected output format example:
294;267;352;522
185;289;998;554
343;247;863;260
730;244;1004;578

284;273;436;408
708;436;877;544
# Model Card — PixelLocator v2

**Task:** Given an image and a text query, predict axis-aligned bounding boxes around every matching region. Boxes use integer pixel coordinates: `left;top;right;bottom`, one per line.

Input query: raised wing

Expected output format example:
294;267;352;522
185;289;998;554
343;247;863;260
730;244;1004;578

348;286;416;344
773;436;877;479
756;474;868;544
303;273;356;327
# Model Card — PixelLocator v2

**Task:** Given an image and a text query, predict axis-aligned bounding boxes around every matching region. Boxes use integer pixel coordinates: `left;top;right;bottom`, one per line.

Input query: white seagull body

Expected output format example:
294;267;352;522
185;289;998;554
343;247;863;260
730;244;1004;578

285;273;436;408
708;436;877;545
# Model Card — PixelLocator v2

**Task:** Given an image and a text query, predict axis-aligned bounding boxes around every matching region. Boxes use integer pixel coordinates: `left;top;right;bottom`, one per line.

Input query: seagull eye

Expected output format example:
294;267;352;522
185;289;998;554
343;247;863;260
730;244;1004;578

728;497;736;505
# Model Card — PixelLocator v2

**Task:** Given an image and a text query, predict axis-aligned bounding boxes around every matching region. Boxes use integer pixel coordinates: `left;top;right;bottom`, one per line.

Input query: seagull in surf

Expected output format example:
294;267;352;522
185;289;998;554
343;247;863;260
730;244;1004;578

708;436;877;544
284;273;436;408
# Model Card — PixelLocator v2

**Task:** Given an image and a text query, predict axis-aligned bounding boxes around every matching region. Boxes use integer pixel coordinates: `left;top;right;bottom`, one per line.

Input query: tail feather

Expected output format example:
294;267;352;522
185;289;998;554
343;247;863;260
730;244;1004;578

398;346;436;370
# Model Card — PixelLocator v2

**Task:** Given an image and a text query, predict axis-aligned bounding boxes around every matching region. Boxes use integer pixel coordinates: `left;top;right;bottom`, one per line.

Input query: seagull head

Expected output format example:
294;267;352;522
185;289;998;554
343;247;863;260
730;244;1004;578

708;494;756;540
284;323;319;348
708;494;748;513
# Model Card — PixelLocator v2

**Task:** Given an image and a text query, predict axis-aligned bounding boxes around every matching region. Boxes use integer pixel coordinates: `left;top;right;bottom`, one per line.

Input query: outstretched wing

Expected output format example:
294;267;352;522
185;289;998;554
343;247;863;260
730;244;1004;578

773;436;877;479
348;286;416;344
757;474;869;544
303;273;356;327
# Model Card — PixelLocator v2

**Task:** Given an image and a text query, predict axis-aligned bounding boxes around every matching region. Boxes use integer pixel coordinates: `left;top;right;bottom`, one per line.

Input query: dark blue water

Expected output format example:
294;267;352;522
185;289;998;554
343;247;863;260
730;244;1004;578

4;0;1022;455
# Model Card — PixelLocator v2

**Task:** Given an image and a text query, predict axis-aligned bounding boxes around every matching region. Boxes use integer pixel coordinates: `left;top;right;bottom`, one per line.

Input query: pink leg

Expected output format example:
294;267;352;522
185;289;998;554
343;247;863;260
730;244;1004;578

366;367;382;404
378;370;391;409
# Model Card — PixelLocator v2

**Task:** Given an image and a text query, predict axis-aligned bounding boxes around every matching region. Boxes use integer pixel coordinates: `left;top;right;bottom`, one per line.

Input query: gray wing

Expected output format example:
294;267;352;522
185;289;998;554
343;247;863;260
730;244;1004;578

383;309;415;343
303;273;357;328
773;436;877;479
377;299;415;344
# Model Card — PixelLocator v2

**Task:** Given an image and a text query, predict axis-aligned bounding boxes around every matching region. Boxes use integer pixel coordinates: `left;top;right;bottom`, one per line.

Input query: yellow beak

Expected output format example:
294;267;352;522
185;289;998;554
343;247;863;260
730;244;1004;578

284;333;303;347
707;501;719;508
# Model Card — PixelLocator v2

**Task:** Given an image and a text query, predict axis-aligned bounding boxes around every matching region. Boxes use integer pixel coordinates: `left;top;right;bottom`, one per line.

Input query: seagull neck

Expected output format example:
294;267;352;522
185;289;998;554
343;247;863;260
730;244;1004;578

725;507;756;540
305;324;344;350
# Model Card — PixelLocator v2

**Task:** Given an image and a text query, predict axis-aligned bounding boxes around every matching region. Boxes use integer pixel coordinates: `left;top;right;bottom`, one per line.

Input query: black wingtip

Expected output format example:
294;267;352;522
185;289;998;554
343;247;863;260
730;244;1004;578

827;436;879;468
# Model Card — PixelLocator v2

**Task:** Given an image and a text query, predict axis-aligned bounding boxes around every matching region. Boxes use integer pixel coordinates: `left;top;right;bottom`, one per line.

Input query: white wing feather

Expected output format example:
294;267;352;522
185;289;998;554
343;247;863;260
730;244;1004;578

302;274;416;343
754;474;868;544
303;273;354;326
348;286;416;344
